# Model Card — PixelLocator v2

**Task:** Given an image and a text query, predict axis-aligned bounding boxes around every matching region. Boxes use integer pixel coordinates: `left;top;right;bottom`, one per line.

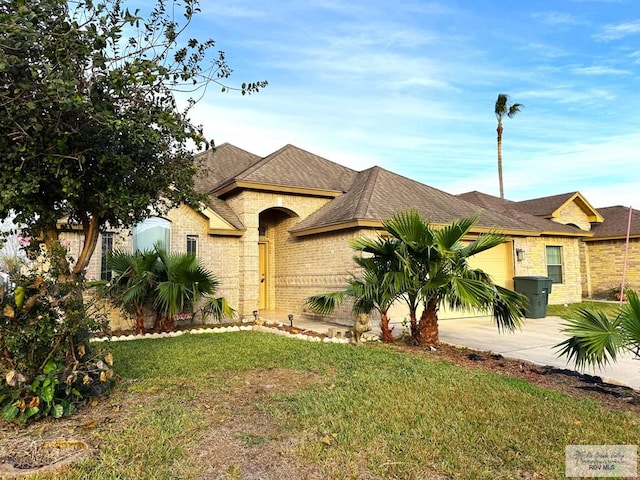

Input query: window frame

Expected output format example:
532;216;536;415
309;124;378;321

100;232;114;281
545;245;564;284
186;235;198;256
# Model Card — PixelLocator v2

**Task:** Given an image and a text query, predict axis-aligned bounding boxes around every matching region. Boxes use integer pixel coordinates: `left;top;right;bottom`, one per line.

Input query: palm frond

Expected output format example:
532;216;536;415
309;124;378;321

619;289;640;352
383;210;432;250
305;291;346;315
434;216;477;250
507;103;524;118
202;296;236;321
459;232;505;258
492;285;525;332
555;308;624;369
495;93;509;119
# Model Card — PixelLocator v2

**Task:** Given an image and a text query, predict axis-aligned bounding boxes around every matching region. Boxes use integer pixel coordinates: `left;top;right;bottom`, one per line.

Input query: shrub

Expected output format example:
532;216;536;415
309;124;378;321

0;242;113;424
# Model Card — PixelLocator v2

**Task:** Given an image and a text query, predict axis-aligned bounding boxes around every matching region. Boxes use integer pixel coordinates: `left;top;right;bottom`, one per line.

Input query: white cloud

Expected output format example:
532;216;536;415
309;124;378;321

594;20;640;41
531;11;586;26
572;65;630;75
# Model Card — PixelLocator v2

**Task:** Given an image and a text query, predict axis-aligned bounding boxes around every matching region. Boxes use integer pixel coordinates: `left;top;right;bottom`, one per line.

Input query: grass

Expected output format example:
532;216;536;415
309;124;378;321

40;332;638;479
547;300;623;320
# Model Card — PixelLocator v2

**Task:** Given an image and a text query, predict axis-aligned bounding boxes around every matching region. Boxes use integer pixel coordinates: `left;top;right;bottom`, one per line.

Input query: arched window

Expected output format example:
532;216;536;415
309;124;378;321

132;217;170;252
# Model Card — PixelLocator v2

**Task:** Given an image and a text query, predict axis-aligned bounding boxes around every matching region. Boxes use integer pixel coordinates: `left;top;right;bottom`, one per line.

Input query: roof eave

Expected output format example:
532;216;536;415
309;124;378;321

291;219;546;238
213;180;344;198
584;234;640;242
208;228;245;236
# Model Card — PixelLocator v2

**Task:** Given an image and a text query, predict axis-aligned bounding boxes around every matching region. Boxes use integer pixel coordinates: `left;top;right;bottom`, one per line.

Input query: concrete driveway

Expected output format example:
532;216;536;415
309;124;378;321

437;316;640;391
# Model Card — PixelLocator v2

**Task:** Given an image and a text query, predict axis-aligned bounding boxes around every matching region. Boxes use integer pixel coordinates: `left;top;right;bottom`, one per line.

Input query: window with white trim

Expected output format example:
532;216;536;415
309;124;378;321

546;246;563;283
186;235;197;255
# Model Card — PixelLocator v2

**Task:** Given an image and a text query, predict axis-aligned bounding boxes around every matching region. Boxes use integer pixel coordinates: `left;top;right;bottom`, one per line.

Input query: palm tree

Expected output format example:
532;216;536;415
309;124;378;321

103;249;160;334
379;211;526;345
104;246;234;333
495;93;523;199
556;289;640;369
308;211;526;346
153;247;235;330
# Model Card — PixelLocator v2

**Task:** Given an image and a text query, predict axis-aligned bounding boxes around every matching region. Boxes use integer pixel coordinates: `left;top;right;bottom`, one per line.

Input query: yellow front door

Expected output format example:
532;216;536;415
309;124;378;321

258;242;268;309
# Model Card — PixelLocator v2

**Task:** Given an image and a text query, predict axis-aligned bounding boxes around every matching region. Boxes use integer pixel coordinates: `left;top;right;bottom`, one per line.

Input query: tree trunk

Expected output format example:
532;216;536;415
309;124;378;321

379;311;394;343
73;214;101;275
408;307;419;343
42;227;72;281
417;297;439;346
135;306;145;334
497;123;504;199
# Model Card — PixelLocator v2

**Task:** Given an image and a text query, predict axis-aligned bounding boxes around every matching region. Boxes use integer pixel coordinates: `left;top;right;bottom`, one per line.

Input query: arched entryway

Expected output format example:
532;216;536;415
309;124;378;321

258;207;299;310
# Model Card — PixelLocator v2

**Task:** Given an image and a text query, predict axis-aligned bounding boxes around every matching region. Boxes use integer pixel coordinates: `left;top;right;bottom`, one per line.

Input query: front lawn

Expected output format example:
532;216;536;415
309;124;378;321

546;301;623;320
6;332;639;479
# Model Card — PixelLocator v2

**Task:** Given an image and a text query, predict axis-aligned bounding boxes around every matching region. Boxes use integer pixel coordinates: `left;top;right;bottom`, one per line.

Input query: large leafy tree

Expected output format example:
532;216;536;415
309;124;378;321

494;93;523;199
556;289;640;369
0;0;266;277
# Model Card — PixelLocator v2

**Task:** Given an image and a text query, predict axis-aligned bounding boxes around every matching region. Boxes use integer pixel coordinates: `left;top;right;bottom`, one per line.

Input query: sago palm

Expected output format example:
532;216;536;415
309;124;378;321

556;289;640;369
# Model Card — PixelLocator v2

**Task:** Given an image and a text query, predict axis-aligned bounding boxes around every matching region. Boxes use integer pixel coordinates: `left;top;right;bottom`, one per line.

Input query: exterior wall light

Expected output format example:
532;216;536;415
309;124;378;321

516;248;525;262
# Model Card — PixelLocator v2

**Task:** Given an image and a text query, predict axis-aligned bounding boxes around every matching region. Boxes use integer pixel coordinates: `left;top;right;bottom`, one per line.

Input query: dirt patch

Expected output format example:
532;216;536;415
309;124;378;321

189;368;330;479
0;397;123;478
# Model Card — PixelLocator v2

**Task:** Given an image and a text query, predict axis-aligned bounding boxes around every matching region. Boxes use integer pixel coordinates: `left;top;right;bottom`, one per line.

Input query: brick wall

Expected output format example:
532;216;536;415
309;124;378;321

224;190;333;318
553;201;592;231
512;236;582;304
585;238;640;298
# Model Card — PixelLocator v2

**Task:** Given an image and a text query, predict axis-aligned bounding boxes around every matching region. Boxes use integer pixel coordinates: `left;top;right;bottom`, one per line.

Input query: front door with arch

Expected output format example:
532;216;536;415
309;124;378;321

258;241;268;309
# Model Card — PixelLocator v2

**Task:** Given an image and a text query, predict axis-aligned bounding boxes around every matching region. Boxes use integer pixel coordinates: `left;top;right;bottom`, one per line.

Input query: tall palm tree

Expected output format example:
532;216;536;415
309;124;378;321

556;289;640;368
380;211;526;345
495;93;523;199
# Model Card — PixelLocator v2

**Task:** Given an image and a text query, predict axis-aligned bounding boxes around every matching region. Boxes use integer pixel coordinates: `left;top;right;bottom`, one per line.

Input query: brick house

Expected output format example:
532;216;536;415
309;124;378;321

67;144;638;327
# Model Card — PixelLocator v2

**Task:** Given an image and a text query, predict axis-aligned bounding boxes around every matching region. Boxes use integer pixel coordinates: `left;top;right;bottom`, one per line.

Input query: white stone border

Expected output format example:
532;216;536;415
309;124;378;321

90;324;356;344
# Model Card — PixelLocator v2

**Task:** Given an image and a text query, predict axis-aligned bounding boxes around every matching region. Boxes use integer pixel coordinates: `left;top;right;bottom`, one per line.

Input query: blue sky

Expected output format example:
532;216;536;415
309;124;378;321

176;0;639;208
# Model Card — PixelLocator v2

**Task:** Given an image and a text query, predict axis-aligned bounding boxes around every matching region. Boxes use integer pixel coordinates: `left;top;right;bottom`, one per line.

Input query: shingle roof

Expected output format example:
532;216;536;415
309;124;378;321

590;206;640;239
291;168;547;235
514;192;579;216
204;197;245;230
458;191;586;235
214;144;358;194
193;143;262;194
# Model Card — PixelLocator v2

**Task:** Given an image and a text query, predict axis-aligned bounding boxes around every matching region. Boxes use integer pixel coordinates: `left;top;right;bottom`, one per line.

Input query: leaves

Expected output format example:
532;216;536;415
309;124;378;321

0;0;266;273
556;290;640;369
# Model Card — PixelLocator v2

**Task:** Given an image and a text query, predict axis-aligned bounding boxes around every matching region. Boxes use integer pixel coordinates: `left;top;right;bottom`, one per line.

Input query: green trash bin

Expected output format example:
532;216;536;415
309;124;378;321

513;276;553;319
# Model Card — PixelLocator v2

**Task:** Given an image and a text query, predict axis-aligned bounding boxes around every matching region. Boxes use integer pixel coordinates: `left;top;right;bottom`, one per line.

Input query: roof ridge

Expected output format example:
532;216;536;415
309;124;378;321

353;167;380;218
